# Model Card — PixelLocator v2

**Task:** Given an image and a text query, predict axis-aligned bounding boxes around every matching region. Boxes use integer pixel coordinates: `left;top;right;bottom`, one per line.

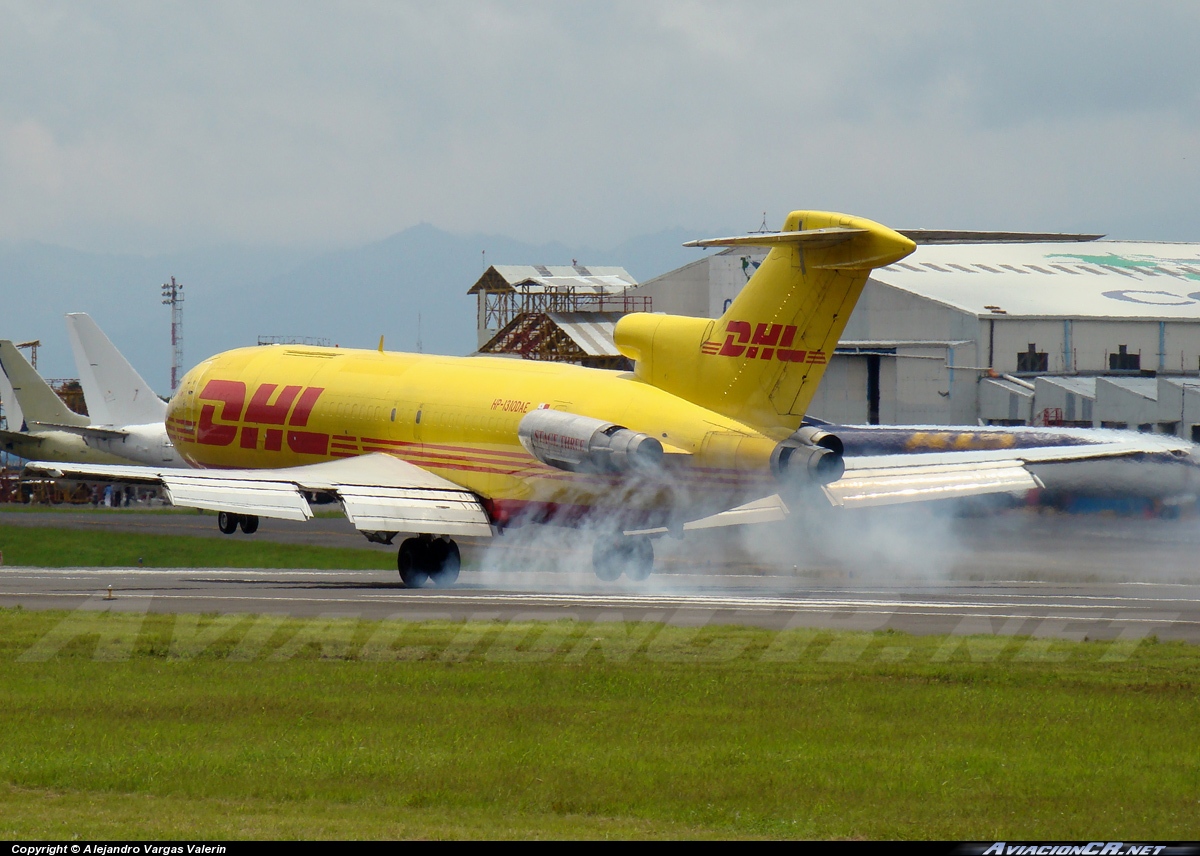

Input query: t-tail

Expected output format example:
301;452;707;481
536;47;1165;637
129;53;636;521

613;210;915;436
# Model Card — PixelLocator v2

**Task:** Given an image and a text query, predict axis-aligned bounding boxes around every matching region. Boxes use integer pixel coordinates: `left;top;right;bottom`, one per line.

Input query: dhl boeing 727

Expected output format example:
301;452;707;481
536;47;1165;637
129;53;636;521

27;211;1065;585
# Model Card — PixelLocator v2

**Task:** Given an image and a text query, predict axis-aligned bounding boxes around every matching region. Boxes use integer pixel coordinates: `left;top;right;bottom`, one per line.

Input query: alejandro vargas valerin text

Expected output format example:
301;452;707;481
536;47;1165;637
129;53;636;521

12;847;227;855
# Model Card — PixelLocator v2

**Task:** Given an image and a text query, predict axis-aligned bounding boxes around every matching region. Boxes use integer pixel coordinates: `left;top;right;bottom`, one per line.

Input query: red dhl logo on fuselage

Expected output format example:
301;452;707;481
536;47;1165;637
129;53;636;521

178;379;330;455
700;322;827;364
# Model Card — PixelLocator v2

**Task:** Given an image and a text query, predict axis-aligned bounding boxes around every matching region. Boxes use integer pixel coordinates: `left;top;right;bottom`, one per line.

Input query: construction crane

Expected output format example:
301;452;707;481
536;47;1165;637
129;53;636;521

16;340;40;370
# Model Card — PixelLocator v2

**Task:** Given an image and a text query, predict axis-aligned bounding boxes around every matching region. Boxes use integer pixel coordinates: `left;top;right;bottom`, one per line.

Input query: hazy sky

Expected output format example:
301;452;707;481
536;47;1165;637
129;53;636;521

2;1;1199;253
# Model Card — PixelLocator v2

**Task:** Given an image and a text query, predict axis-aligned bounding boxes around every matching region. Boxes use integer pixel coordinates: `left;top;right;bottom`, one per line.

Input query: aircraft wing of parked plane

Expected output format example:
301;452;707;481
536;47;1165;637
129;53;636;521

28;209;1170;585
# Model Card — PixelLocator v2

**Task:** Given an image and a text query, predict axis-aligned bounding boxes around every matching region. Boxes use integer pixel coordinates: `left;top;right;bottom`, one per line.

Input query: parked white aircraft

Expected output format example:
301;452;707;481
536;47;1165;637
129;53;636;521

0;315;185;467
0;340;127;465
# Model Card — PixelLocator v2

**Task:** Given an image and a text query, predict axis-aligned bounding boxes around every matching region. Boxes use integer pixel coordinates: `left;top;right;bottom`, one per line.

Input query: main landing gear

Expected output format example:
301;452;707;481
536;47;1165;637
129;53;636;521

592;532;654;582
397;536;461;589
217;511;259;535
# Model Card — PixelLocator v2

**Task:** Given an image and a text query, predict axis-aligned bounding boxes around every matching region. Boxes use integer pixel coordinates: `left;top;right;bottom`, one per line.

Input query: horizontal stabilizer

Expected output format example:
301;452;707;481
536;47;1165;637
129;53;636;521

683;227;866;250
0;429;42;447
29;421;129;441
824;460;1041;508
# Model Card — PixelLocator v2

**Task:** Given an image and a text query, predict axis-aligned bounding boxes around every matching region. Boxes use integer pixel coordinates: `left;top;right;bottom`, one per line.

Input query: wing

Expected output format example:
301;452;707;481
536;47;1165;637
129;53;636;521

827;428;1198;507
825;459;1040;508
639;429;1198;531
22;452;493;538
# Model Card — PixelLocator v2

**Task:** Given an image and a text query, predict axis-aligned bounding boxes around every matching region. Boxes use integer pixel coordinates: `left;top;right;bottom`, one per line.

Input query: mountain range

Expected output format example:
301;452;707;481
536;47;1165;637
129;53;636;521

0;223;717;394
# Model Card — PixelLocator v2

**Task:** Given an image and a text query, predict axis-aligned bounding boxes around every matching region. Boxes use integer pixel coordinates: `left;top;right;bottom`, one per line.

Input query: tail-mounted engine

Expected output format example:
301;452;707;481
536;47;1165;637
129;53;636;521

770;425;845;487
518;408;663;473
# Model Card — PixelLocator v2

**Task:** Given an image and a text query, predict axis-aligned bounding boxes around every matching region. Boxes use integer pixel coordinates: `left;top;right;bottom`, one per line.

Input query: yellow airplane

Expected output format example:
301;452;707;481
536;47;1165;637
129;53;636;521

27;210;1042;586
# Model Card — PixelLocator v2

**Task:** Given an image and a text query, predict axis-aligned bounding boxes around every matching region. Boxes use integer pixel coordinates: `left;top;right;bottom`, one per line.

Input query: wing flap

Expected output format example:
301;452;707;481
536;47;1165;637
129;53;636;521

24;452;494;537
162;476;313;521
825;460;1041;508
338;485;492;537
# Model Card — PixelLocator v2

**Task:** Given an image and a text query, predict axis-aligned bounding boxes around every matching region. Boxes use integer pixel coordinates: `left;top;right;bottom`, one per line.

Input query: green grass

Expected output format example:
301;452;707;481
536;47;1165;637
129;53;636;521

0;503;198;514
0;524;392;570
0;504;346;518
0;607;1197;839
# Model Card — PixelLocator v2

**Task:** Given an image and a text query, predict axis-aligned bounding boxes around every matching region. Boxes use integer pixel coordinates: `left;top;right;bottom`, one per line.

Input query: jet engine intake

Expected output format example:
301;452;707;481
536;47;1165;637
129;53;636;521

770;427;845;486
518;409;663;473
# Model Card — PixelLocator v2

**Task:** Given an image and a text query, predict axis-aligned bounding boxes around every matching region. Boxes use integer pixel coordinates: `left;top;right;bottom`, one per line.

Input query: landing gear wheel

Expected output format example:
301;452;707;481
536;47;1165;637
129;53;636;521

592;534;627;582
218;511;239;535
428;539;461;588
397;538;429;589
624;537;654;581
593;534;655;582
239;514;259;534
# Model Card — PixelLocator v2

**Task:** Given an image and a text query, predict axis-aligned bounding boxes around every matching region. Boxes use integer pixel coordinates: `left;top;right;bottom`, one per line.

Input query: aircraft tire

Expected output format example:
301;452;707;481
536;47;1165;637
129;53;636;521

218;511;240;535
397;538;429;589
428;539;461;588
239;515;259;535
591;534;626;582
624;537;654;581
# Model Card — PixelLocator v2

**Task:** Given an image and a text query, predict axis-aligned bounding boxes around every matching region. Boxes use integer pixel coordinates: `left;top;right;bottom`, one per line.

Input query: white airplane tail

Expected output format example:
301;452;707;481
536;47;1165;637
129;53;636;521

66;313;166;427
0;340;89;429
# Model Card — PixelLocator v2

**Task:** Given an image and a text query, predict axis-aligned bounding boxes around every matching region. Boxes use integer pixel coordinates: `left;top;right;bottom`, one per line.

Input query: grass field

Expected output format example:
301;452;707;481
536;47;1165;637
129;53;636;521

0;606;1197;839
0;523;394;570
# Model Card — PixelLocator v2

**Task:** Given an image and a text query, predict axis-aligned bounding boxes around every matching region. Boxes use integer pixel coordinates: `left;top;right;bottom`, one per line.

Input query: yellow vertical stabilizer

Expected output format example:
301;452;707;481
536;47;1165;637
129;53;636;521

612;211;915;436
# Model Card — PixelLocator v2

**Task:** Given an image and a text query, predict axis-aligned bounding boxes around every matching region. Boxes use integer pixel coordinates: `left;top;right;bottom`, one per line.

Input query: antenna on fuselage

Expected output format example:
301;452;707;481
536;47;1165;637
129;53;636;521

416;313;423;354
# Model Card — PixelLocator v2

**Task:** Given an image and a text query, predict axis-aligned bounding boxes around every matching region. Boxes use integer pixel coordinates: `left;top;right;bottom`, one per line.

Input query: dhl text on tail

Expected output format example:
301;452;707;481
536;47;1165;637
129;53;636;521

28;210;1100;586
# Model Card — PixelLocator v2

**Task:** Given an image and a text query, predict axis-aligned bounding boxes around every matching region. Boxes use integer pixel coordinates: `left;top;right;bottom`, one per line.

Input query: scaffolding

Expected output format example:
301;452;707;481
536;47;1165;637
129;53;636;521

474;281;651;335
44;379;88;416
478;311;632;371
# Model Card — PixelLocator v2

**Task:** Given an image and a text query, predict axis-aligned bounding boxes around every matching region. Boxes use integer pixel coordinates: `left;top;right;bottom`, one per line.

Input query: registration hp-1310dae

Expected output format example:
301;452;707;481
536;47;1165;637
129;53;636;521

27;210;1056;587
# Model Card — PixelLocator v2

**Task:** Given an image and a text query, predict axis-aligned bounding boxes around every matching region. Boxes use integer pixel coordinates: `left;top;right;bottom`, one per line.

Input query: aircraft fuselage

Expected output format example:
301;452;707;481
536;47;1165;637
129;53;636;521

166;345;784;528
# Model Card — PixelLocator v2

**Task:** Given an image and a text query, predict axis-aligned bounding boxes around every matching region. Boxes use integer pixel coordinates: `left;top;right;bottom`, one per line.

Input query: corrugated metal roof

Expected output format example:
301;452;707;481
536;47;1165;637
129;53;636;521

469;265;636;294
872;241;1200;320
1037;376;1098;397
546;312;623;357
1100;377;1158;398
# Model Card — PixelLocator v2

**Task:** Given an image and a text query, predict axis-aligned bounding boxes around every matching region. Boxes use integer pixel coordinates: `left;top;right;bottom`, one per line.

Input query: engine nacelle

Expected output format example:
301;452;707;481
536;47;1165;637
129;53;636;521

770;427;845;486
518;408;664;473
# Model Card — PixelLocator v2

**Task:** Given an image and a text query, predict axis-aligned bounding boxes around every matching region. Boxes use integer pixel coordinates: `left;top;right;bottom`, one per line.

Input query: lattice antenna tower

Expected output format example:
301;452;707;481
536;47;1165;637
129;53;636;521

161;276;184;391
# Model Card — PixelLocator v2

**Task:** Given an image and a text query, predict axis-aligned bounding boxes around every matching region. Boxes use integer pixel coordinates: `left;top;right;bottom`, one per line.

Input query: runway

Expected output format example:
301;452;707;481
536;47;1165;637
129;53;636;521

1;566;1198;645
2;506;1199;645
